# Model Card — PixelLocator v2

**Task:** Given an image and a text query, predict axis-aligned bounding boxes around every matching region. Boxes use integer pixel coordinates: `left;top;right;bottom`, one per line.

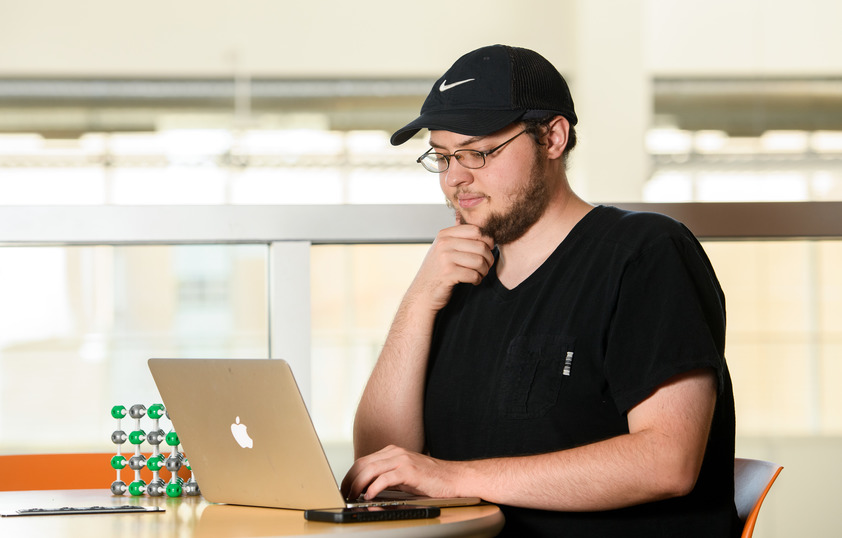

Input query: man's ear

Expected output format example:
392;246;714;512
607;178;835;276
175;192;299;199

544;116;570;160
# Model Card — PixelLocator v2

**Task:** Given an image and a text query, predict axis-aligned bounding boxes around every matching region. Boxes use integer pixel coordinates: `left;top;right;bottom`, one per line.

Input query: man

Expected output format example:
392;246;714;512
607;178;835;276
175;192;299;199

342;44;740;537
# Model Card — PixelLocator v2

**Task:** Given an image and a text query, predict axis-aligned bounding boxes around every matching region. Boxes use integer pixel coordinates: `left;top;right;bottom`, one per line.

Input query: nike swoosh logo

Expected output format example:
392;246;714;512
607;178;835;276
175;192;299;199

439;78;475;92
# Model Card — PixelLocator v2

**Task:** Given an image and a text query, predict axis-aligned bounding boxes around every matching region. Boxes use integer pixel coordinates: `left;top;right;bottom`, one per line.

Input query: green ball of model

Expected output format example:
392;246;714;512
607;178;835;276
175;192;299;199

165;481;183;498
147;403;165;419
146;454;164;472
128;479;146;496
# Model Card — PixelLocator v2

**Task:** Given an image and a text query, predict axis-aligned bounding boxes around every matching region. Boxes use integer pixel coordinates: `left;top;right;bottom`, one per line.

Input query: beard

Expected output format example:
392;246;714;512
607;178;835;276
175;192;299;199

450;148;551;245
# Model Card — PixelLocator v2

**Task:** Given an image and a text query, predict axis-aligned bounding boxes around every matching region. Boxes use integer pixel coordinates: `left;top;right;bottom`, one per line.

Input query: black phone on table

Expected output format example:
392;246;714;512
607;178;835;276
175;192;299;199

304;504;441;523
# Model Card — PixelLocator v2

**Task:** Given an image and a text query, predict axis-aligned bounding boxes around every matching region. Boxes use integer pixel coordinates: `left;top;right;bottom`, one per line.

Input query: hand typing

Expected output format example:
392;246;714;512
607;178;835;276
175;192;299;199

341;445;465;502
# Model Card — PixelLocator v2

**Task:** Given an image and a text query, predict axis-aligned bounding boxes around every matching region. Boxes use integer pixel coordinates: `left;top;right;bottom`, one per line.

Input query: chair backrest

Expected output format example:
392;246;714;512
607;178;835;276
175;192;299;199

0;453;190;491
734;457;783;538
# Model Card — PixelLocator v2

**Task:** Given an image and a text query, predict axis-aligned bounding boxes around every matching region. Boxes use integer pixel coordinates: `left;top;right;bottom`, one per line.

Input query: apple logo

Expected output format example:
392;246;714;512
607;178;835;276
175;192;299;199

231;416;254;448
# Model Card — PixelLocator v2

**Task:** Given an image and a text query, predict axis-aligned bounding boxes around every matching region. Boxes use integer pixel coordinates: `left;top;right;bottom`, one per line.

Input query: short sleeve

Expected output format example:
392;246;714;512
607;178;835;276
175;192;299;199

604;226;726;414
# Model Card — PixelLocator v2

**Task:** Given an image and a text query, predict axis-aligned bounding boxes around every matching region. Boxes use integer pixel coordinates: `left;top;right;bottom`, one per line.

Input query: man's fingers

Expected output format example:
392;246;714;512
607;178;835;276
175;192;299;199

442;224;494;248
341;446;400;500
433;227;495;277
342;446;460;502
363;470;412;500
342;446;426;501
407;224;496;311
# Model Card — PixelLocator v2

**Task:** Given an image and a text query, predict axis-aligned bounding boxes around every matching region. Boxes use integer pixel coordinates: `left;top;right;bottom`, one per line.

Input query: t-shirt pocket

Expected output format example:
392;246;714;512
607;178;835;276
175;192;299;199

498;334;573;419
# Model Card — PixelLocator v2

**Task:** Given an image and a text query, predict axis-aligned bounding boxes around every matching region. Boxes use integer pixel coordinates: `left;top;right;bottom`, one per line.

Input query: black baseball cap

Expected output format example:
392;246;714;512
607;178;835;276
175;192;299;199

390;44;578;146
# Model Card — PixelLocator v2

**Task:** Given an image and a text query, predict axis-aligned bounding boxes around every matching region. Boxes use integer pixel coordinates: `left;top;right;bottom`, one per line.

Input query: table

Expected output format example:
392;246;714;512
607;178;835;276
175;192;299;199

0;489;504;537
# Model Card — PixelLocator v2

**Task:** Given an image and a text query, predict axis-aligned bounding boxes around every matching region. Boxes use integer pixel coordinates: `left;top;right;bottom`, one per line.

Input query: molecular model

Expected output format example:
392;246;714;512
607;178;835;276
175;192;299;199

110;404;200;497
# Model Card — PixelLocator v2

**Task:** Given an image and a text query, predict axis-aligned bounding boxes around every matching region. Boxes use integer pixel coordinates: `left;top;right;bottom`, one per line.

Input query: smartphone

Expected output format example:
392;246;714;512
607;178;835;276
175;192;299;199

304;504;441;523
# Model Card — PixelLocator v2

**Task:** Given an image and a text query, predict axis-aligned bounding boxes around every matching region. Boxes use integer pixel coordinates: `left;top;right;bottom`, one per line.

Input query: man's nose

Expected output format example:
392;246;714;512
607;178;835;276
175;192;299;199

443;159;474;188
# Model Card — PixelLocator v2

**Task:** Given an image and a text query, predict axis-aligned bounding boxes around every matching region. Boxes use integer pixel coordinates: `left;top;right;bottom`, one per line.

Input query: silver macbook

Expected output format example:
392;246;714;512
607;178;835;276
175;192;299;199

148;358;480;510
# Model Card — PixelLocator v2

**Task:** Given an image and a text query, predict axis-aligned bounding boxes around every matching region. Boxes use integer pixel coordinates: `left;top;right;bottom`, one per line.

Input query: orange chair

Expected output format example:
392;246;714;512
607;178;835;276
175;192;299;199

0;453;191;491
734;457;783;538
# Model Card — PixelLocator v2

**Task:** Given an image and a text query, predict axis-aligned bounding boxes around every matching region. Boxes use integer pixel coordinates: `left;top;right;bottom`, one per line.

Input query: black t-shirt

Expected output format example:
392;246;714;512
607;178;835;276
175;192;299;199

425;206;740;537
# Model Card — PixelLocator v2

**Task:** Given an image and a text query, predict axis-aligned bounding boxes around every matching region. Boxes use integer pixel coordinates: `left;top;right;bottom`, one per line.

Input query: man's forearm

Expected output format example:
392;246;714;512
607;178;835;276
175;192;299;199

353;295;437;458
457;428;700;512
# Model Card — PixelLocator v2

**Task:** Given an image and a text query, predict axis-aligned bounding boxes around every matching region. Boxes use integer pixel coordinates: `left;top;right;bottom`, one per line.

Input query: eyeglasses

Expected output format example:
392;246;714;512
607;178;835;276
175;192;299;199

416;129;527;173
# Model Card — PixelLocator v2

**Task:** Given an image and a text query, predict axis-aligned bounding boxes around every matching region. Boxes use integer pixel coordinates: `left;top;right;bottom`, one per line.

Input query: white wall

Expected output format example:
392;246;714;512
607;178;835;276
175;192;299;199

0;0;578;77
645;0;842;75
570;0;650;201
3;0;841;77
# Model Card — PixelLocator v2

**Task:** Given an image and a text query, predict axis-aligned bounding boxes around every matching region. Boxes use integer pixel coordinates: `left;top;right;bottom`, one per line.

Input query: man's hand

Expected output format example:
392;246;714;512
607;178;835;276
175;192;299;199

341;445;464;502
407;224;495;312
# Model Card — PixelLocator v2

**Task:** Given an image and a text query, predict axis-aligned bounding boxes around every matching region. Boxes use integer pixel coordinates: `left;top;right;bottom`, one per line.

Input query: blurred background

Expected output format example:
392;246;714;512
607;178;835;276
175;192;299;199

1;1;841;535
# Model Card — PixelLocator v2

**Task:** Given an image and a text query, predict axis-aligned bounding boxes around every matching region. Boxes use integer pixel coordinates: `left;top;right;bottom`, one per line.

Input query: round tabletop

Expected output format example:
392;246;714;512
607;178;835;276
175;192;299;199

0;489;504;537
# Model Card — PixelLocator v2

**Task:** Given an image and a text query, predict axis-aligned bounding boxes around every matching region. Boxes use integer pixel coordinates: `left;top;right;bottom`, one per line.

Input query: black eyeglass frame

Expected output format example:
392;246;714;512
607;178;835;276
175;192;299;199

416;129;528;173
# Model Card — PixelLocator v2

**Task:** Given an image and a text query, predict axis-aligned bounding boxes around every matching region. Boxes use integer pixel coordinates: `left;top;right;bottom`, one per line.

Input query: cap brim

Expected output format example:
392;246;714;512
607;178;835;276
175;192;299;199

390;109;526;146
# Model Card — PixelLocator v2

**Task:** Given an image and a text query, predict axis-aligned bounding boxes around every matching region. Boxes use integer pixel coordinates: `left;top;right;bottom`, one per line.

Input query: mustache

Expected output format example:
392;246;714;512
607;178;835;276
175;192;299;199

444;197;465;225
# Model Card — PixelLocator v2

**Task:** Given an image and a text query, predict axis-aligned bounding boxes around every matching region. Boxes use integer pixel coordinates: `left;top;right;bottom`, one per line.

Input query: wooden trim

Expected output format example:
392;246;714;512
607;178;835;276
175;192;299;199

0;202;840;246
614;202;842;240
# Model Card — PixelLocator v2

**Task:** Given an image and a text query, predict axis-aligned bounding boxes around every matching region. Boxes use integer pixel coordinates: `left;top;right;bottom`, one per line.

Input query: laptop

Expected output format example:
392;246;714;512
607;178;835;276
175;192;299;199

147;358;481;510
